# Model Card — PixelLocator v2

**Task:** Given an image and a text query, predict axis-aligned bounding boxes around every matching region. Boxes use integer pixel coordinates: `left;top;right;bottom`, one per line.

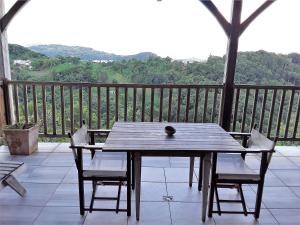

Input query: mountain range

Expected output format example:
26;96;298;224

29;44;158;61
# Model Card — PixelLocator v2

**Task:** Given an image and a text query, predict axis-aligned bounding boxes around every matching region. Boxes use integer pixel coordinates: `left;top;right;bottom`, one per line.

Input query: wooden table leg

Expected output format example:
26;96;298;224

134;152;142;221
127;152;131;216
202;152;212;222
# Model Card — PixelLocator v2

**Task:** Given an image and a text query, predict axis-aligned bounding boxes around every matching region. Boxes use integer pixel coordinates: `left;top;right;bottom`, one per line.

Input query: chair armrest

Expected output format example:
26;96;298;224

88;129;111;134
228;132;251;138
69;143;104;151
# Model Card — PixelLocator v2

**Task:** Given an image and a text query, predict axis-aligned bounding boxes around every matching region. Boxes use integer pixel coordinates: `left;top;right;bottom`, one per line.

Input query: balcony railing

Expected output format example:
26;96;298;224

3;80;300;141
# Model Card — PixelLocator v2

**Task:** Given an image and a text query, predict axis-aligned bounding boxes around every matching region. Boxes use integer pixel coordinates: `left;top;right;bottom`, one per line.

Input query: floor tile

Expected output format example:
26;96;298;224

272;170;300;186
165;168;197;183
170;202;215;225
142;157;171;168
128;202;171;225
84;210;127;225
166;182;201;202
0;182;59;206
19;166;71;183
141;167;165;182
54;143;72;153
140;182;167;202
270;208;300;225
0;205;42;225
33;206;85;225
275;146;300;157
37;142;60;153
41;152;74;167
268;157;298;170
262;187;300;209
9;152;50;166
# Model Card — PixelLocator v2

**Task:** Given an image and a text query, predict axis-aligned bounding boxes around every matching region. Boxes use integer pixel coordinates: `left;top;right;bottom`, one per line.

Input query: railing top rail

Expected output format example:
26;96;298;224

7;80;222;88
6;80;300;90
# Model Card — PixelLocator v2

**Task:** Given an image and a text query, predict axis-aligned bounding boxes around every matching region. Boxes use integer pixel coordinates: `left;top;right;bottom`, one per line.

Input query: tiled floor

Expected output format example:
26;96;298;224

0;143;300;224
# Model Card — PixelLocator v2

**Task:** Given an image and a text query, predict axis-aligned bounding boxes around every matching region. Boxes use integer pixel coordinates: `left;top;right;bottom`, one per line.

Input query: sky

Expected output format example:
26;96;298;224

3;0;300;60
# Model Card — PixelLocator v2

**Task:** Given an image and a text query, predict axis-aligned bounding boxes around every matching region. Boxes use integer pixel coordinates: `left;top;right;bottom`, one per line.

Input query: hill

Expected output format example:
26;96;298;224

29;44;158;61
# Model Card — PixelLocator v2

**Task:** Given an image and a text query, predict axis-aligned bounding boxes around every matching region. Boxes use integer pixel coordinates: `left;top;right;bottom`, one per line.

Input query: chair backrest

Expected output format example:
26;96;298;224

247;128;277;167
69;125;89;160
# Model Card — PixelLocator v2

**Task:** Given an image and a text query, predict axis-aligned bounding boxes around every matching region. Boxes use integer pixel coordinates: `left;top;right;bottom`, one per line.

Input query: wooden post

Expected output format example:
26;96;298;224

0;0;30;133
220;0;242;131
200;0;275;131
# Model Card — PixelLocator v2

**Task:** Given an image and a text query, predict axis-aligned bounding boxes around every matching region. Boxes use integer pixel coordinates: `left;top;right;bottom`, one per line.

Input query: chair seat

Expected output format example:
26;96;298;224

216;154;260;181
83;152;127;178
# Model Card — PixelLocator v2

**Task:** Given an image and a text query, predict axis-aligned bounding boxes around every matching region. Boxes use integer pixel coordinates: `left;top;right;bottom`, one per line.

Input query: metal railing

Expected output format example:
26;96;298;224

3;80;300;141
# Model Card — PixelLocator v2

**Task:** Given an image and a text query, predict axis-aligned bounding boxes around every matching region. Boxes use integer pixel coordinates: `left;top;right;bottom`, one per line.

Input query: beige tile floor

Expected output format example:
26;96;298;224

0;143;300;225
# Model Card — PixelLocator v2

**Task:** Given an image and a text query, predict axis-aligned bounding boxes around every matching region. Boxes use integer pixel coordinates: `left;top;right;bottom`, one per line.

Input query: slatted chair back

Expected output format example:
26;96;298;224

247;128;277;167
69;125;89;161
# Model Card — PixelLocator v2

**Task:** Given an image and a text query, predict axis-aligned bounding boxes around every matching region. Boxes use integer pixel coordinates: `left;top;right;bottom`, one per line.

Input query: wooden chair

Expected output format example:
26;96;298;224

0;161;26;197
69;124;129;215
208;128;277;219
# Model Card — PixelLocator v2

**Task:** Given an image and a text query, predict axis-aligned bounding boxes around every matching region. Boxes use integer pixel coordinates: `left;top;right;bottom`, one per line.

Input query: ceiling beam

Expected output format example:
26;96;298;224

0;0;30;32
199;0;231;37
240;0;275;35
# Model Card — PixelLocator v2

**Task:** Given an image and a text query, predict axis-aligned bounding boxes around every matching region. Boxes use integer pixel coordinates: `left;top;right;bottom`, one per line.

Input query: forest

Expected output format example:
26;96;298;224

8;44;300;140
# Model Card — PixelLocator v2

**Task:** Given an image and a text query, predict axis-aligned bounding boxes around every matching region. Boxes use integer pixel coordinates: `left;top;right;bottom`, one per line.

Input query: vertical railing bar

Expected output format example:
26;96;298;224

88;86;92;127
13;84;19;123
250;88;259;129
185;88;190;122
203;88;209;122
133;88;137;122
241;88;250;132
211;88;218;123
79;87;83;127
168;88;173;122
259;89;268;133
51;85;56;135
267;89;277;138
60;85;65;135
115;87;119;122
32;84;37;124
23;84;28;124
177;88;181;122
150;88;154;122
97;87;101;128
232;88;240;132
124;87;128;122
141;88;146;122
42;85;47;135
124;87;128;121
193;87;200;123
70;86;74;133
106;87;110;129
284;89;295;138
159;88;163;122
293;93;300;139
275;90;286;137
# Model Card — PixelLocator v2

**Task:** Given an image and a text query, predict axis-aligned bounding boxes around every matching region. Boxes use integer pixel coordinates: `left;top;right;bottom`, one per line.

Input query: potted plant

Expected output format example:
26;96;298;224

3;123;39;155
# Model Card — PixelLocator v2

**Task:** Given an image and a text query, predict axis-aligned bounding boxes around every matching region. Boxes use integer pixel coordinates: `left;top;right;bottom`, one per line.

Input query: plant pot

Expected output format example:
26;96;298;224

3;124;39;155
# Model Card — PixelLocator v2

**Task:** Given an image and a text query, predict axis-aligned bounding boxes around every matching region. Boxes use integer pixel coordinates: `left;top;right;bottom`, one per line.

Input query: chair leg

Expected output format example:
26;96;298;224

215;186;221;215
89;181;97;213
78;177;85;215
189;157;195;187
238;184;248;216
116;181;122;213
254;182;265;219
198;157;203;191
131;154;135;190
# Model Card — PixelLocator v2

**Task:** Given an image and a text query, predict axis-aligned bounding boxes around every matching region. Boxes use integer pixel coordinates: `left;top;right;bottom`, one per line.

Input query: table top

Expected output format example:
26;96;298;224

103;122;247;153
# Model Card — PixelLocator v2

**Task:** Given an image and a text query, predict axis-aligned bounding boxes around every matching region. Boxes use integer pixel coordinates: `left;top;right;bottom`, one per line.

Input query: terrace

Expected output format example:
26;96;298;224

1;0;300;225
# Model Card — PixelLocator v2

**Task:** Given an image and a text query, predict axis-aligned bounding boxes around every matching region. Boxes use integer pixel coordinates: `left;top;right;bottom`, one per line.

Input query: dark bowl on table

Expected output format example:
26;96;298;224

165;126;176;136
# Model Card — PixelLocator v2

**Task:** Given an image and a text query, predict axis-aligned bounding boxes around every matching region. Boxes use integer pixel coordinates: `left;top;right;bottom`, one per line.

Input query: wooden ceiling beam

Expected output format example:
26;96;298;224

199;0;231;37
240;0;275;35
0;0;30;32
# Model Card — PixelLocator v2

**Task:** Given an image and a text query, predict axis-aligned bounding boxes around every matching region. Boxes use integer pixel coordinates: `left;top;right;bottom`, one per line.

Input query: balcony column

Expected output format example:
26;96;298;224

0;0;13;134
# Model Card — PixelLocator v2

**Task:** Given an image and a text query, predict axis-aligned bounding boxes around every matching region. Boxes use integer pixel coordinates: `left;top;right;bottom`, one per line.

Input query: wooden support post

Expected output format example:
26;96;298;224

200;0;275;131
0;0;30;133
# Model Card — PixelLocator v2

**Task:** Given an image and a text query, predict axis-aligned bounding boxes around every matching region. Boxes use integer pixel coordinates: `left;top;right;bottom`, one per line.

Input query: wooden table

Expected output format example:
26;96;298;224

103;122;245;222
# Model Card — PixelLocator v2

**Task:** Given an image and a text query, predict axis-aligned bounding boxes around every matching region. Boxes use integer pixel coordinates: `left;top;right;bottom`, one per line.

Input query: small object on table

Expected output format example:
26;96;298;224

165;126;176;136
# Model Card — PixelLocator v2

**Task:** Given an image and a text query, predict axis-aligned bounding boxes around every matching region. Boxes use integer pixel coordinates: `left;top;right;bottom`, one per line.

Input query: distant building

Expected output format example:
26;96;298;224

92;59;113;63
13;59;32;69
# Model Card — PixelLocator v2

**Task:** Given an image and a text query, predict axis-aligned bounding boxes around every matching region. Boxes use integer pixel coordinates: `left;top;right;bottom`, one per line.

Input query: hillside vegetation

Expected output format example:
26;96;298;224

9;44;300;85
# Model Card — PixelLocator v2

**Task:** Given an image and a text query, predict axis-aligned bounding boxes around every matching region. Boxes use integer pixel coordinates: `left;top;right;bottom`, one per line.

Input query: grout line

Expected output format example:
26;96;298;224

163;167;173;225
